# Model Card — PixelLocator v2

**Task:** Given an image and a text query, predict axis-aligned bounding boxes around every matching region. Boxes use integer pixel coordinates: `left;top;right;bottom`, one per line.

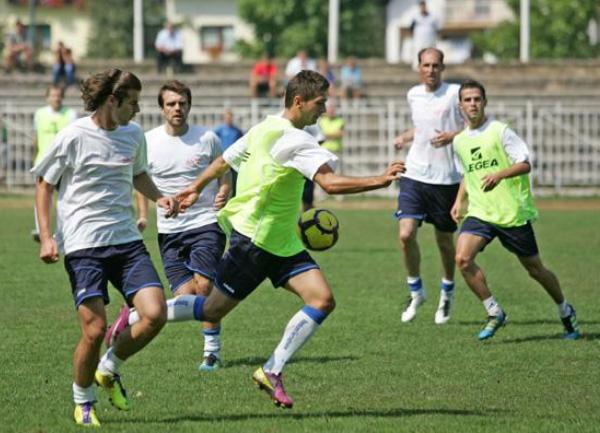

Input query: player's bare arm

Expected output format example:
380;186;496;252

134;191;148;232
313;161;405;194
35;177;59;263
394;128;415;150
177;155;231;210
431;129;462;148
481;161;530;192
214;170;232;210
133;171;179;217
450;179;467;223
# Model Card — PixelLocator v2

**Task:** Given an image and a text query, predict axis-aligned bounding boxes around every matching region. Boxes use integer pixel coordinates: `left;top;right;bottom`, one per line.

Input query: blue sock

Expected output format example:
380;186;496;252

301;305;328;325
441;278;455;293
193;296;206;321
407;276;422;292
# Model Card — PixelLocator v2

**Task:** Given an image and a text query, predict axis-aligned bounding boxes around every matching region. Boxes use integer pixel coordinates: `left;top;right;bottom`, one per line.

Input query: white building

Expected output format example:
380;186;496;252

0;0;254;64
164;0;253;64
386;0;513;64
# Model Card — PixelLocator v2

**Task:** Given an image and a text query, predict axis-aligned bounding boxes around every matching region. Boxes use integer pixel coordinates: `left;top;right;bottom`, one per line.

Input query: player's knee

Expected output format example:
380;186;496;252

313;294;336;314
193;279;212;297
399;228;416;246
140;302;167;331
455;252;472;272
82;319;107;345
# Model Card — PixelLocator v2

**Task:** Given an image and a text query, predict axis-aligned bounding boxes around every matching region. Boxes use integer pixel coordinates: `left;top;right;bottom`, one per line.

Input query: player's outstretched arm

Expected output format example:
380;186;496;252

313;161;405;195
133;171;179;218
177;155;231;211
35;177;59;263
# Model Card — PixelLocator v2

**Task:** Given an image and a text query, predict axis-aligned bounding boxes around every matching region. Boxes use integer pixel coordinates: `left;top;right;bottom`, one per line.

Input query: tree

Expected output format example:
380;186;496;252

237;0;386;59
473;0;600;59
87;0;165;59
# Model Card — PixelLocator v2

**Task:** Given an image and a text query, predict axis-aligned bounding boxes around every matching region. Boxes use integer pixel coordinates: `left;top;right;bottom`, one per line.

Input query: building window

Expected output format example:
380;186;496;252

475;0;491;18
200;26;234;52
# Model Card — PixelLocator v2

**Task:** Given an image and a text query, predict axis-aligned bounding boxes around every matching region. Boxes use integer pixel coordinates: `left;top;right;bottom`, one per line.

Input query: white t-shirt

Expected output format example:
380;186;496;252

146;124;222;234
155;28;183;51
223;115;338;180
285;56;317;78
412;13;439;50
405;82;463;184
453;118;530;175
31;116;147;255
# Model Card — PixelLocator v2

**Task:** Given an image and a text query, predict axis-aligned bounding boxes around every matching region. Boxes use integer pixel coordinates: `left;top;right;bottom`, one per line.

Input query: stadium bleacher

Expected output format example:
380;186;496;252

2;59;600;195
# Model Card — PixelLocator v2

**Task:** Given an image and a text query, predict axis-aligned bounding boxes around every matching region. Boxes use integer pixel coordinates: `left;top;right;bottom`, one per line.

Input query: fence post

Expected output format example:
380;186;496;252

526;99;534;184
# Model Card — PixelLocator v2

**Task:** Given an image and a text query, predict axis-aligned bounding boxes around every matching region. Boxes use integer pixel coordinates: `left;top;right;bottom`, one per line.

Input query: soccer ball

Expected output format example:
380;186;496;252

297;208;340;251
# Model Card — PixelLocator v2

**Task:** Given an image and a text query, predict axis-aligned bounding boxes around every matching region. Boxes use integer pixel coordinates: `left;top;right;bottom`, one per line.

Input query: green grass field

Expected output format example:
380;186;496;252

1;195;599;433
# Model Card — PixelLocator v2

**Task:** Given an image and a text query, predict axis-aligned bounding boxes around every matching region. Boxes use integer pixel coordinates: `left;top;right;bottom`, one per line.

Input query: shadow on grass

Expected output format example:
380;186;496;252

456;319;600;326
116;407;498;424
225;355;359;368
496;332;600;344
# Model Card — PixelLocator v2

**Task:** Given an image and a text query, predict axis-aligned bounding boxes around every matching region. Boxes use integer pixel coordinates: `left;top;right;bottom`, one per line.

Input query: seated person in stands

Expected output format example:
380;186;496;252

3;20;33;72
52;41;76;87
340;56;362;101
318;58;336;97
250;52;277;98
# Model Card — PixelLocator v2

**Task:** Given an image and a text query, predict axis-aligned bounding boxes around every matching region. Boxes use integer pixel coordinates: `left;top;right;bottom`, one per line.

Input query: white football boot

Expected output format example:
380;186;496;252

401;290;426;322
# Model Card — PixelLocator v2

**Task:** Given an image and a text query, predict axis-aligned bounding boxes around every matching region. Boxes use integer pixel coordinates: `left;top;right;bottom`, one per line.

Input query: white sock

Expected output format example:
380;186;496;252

557;301;571;318
128;308;139;325
482;296;502;317
263;309;322;375
128;294;202;326
73;383;96;405
203;326;221;357
97;347;124;375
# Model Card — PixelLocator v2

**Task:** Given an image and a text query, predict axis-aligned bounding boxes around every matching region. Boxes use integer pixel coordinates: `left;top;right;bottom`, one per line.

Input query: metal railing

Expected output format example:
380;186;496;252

2;100;600;195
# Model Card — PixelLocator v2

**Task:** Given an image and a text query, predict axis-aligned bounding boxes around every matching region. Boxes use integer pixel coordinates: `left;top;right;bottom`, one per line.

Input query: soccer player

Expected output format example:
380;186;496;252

31;84;77;241
108;70;405;408
33;69;178;426
393;48;464;324
142;80;230;371
451;79;580;341
174;70;404;408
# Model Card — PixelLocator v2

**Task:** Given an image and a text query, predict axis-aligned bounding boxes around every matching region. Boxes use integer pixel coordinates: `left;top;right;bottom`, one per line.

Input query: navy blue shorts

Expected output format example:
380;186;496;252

64;240;163;309
395;177;459;232
158;223;226;292
459;217;539;257
214;230;319;301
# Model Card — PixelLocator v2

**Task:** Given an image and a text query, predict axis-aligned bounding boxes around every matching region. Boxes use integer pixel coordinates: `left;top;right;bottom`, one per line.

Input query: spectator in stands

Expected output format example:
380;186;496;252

214;108;244;196
52;41;76;87
250;52;278;98
155;22;183;74
340;56;362;102
3;19;33;72
319;102;344;159
318;58;336;97
31;84;77;241
285;49;316;82
410;1;439;70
